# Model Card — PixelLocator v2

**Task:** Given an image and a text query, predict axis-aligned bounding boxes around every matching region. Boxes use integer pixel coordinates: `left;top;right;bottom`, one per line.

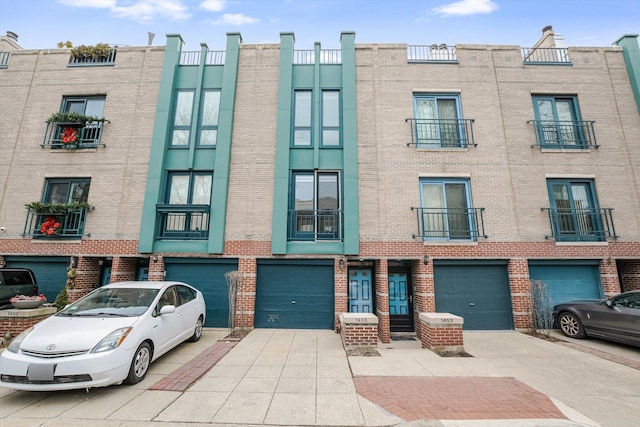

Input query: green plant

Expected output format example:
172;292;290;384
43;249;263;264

71;43;111;59
26;201;91;213
46;111;104;124
54;286;70;311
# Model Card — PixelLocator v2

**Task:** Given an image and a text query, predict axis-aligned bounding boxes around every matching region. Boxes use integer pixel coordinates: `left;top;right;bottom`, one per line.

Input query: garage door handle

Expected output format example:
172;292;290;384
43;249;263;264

470;303;474;306
291;301;296;304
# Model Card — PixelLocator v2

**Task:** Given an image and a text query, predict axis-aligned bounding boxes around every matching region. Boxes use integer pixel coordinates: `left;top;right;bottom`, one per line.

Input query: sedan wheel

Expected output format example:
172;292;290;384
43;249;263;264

124;342;152;384
558;312;586;339
188;316;204;342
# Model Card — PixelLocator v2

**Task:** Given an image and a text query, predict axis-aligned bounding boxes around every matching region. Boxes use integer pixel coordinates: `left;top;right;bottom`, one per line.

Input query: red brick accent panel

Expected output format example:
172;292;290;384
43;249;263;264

618;260;640;291
0;309;56;340
375;259;390;344
235;258;257;329
148;256;165;281
110;256;137;283
418;313;464;350
339;313;378;347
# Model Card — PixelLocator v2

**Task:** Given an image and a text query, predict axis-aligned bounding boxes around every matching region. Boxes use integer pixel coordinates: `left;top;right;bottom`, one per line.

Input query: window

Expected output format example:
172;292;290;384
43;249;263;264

289;171;341;240
43;178;90;205
413;94;464;147
198;90;220;146
532;96;583;146
322;90;341;146
293;90;312;146
58;96;106;147
157;171;212;239
419;179;474;240
171;91;195;146
546;179;603;241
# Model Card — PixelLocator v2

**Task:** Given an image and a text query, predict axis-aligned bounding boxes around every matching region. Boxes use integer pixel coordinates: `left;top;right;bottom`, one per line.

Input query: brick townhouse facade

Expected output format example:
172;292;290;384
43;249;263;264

2;27;640;342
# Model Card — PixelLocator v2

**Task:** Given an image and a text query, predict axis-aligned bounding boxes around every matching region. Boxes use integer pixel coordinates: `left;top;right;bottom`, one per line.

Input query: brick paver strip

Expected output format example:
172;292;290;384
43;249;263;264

150;340;237;392
354;376;567;422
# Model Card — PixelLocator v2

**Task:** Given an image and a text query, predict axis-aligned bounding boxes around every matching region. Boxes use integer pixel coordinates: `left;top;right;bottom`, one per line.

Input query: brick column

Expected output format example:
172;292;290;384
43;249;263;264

600;258;621;297
508;257;532;329
110;256;137;283
334;257;348;327
375;259;390;344
412;258;433;343
237;257;256;329
618;260;640;291
147;255;165;281
68;256;101;302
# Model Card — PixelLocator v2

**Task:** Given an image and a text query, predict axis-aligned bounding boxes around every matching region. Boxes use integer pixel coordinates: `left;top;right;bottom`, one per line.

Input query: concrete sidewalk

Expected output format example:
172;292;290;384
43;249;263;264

1;328;639;426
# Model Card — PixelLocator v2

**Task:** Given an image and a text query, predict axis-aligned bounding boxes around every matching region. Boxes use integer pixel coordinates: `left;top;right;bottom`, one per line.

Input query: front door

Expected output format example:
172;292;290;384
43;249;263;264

349;269;374;313
389;270;414;332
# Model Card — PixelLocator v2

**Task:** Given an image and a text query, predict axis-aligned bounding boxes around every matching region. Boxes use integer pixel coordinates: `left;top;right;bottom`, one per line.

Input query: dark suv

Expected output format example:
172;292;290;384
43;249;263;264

0;268;38;309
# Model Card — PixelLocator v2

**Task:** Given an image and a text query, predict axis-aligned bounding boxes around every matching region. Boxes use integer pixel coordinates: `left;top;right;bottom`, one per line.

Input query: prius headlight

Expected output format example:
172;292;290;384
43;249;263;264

91;327;133;353
7;326;33;353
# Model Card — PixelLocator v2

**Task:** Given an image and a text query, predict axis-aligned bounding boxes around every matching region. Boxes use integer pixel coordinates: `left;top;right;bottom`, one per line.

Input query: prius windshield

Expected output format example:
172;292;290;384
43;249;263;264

57;287;159;317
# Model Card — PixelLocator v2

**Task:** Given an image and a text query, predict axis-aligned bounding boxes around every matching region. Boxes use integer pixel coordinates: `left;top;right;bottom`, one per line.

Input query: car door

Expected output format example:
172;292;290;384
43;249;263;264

594;293;640;344
175;284;199;338
154;286;183;355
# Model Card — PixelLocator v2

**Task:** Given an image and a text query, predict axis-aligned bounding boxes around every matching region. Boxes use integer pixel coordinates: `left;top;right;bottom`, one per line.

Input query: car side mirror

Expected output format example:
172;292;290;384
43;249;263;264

159;304;176;315
605;300;613;308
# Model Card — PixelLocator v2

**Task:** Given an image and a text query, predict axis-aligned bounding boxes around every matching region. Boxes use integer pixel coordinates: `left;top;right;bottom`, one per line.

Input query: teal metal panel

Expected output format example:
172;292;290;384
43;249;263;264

4;256;70;303
255;260;334;329
614;35;640;115
163;258;238;327
286;241;345;254
434;262;513;330
528;264;602;307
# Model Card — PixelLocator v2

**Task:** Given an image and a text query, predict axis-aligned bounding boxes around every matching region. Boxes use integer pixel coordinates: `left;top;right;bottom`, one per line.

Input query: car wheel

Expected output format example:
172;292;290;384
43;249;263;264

188;316;204;342
558;312;586;339
124;342;152;384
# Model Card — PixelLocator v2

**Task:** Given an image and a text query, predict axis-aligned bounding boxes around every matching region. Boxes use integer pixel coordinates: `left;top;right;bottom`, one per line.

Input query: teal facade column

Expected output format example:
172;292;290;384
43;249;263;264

615;35;640;115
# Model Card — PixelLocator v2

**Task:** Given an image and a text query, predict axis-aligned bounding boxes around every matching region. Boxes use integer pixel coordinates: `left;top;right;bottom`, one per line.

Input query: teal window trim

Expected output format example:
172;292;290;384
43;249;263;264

43;177;91;204
531;95;587;148
412;93;466;148
321;89;342;147
292;89;313;147
417;178;479;241
545;178;606;242
288;170;342;241
196;89;221;148
169;90;195;148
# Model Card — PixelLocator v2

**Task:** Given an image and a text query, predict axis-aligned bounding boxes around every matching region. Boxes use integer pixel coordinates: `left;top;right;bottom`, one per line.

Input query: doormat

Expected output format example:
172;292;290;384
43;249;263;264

390;334;417;341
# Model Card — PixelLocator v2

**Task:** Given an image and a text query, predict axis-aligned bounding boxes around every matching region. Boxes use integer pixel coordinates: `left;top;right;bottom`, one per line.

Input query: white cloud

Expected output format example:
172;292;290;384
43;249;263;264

200;0;226;12
210;13;260;26
432;0;498;16
57;0;191;22
57;0;116;7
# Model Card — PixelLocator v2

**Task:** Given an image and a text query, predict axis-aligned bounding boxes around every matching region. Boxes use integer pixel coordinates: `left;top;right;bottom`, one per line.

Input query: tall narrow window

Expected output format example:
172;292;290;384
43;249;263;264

199;90;220;146
293;90;312;146
419;179;473;240
533;96;582;146
289;171;341;241
546;179;602;241
171;91;195;146
322;90;340;146
159;172;212;239
414;95;463;148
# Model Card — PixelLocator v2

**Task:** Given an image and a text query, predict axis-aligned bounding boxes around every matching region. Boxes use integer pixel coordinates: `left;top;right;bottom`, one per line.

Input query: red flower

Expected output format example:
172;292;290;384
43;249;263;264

39;215;61;236
61;126;78;144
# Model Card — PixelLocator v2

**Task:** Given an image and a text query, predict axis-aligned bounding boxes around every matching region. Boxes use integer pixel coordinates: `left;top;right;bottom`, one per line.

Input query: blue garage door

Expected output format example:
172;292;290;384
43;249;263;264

434;260;513;330
255;259;334;329
528;262;602;307
164;258;238;327
5;256;70;303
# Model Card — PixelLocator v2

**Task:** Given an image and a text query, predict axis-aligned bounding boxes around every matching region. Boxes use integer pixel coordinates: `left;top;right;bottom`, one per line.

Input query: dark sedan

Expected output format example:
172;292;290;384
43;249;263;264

553;291;640;347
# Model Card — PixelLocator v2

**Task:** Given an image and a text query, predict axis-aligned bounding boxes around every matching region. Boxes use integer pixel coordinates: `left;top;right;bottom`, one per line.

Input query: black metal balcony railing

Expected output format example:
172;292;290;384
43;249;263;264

542;207;618;241
411;207;487;240
156;204;210;240
288;210;343;241
522;47;570;64
23;207;89;239
0;51;9;68
406;118;476;148
68;47;117;66
528;120;597;148
41;121;110;149
408;45;457;62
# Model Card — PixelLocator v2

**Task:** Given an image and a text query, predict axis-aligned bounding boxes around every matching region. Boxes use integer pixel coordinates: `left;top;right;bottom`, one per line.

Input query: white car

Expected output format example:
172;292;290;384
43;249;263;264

0;281;206;391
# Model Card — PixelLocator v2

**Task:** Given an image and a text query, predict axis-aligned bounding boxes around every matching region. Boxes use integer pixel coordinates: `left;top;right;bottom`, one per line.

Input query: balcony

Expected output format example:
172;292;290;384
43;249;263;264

288;210;343;241
179;50;226;65
156;204;210;240
522;47;570;65
68;47;117;66
42;120;110;149
408;44;457;63
542;207;618;242
411;207;487;240
406;118;475;148
0;51;9;68
23;206;90;239
528;120;597;149
293;49;342;65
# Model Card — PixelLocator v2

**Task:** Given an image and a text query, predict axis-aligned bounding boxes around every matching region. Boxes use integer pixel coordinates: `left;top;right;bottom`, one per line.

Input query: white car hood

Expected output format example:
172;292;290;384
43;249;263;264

20;315;139;353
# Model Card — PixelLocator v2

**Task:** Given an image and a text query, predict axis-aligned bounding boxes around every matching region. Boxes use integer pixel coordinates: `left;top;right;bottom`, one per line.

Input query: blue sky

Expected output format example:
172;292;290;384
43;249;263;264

1;0;638;51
